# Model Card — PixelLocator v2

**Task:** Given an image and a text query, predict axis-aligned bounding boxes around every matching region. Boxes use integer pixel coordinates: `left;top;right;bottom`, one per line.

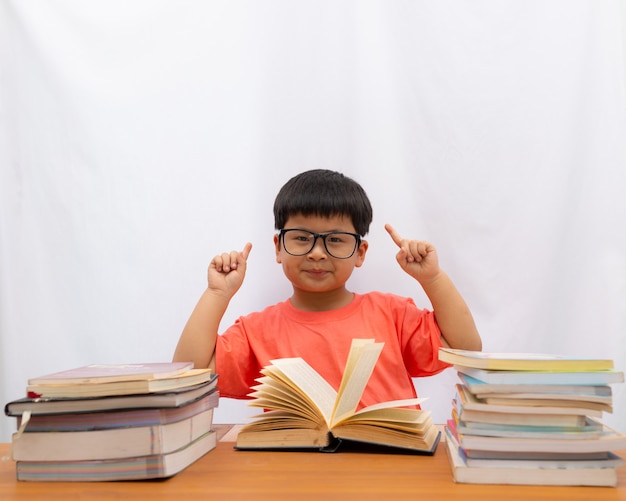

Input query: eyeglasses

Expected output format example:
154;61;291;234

279;229;361;259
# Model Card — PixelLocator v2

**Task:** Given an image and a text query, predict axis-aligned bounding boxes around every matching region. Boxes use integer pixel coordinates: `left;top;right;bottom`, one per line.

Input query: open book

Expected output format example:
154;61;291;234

235;339;440;453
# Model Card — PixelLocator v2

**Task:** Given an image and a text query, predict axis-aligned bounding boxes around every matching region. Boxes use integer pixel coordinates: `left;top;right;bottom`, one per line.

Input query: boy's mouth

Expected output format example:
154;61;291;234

304;268;329;276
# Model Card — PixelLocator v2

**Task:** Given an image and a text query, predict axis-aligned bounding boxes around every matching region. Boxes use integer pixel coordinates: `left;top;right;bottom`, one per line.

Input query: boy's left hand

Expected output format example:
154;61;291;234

385;224;440;283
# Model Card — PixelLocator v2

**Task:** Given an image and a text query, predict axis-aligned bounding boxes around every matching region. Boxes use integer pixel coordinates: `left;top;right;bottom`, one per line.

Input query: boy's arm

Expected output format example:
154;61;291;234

417;270;481;350
385;225;481;351
173;243;252;368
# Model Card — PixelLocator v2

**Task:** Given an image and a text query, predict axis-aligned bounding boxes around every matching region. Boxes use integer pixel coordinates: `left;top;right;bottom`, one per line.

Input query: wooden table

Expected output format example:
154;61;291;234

1;427;625;500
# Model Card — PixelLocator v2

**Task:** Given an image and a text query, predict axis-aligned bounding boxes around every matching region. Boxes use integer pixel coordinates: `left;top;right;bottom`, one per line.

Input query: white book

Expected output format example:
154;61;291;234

16;431;217;481
12;408;214;461
444;428;619;487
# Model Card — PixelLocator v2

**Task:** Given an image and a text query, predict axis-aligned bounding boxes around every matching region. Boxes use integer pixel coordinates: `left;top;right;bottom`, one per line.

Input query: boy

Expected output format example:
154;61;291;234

173;169;481;407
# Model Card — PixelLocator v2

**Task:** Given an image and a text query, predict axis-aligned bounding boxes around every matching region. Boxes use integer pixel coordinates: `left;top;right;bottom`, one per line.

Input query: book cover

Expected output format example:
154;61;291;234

439;348;614;372
27;362;194;385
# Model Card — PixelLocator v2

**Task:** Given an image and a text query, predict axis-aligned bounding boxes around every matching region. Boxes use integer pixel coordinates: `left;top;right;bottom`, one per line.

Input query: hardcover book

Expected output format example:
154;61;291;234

235;338;440;454
11;408;215;461
15;430;217;481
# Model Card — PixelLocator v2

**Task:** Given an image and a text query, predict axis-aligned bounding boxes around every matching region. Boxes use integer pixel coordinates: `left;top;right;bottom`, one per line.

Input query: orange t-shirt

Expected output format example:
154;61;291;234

216;292;450;407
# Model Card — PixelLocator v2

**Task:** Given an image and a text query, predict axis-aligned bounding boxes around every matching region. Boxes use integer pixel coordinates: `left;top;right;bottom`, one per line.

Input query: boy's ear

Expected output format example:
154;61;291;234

274;233;282;263
355;239;368;268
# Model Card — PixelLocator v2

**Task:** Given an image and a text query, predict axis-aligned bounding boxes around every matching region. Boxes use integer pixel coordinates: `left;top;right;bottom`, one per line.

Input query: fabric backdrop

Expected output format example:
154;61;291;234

1;0;626;442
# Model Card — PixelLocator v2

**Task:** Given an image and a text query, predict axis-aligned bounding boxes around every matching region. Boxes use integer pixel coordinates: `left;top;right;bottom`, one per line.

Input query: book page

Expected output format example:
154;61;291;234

334;339;376;399
355;397;426;413
269;357;337;424
332;399;428;427
247;377;325;422
330;340;384;425
344;406;431;425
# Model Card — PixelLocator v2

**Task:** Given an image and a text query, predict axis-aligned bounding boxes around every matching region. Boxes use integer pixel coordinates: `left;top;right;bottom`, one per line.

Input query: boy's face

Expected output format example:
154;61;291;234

274;213;368;295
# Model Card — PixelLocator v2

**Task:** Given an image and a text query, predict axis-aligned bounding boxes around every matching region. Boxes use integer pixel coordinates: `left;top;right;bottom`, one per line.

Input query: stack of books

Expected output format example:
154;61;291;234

4;362;219;481
438;348;626;487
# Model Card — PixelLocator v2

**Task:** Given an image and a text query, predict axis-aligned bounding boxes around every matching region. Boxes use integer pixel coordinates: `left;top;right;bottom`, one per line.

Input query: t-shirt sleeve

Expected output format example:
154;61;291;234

215;319;261;399
398;298;451;377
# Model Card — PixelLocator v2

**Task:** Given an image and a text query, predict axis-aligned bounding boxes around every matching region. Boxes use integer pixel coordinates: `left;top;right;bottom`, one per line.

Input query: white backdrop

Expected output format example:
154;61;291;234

2;1;626;443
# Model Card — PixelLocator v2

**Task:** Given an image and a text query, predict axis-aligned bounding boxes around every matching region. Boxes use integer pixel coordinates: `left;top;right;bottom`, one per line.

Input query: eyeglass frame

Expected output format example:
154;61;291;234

278;229;362;259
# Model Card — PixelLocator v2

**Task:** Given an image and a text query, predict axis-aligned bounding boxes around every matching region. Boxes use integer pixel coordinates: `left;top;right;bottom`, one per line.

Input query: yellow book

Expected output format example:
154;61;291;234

439;348;613;372
26;369;215;398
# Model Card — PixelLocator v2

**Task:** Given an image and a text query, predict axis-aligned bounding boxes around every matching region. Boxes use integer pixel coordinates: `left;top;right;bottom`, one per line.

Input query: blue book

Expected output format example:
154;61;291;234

455;366;624;386
458;373;613;396
454;416;604;439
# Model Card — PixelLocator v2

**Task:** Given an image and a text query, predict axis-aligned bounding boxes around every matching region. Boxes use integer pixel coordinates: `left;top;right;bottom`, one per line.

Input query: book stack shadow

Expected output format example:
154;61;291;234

4;362;218;481
438;348;626;487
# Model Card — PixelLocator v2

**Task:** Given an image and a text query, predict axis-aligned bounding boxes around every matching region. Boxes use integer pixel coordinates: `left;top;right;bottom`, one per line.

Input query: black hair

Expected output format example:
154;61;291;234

273;169;373;236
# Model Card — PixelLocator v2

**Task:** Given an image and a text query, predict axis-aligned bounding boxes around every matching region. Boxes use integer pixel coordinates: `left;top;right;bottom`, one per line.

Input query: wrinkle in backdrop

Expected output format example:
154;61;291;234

1;1;626;442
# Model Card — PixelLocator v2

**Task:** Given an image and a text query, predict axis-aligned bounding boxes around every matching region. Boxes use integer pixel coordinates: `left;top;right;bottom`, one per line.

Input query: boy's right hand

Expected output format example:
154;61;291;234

207;242;253;297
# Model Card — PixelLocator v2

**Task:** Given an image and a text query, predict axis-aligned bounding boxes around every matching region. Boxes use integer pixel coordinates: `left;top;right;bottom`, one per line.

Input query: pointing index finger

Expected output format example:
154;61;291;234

241;242;253;261
384;224;404;248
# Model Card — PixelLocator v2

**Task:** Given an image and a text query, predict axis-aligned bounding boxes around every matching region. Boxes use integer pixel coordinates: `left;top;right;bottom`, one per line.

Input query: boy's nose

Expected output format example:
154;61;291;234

307;237;328;259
